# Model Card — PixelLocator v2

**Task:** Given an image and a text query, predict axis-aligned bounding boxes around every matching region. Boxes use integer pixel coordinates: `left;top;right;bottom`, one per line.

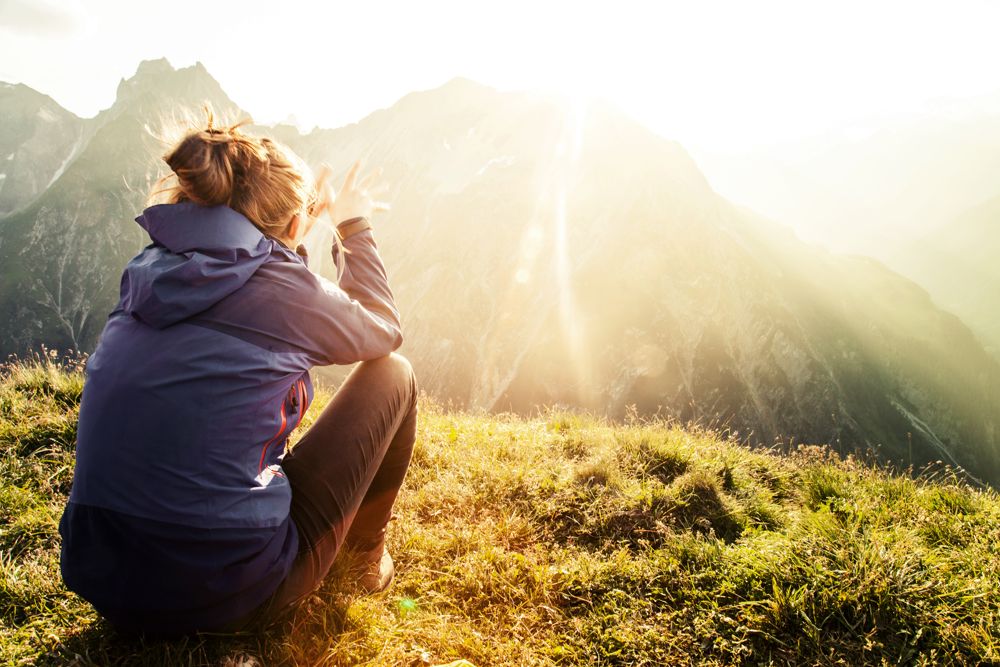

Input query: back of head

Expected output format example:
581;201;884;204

146;104;316;241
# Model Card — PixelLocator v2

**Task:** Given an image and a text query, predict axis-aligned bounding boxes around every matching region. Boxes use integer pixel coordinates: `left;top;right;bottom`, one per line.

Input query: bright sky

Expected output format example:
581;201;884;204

2;0;1000;152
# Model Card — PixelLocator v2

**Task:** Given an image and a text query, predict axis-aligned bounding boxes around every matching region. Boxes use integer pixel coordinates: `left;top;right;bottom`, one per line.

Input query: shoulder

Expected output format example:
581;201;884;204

249;258;319;292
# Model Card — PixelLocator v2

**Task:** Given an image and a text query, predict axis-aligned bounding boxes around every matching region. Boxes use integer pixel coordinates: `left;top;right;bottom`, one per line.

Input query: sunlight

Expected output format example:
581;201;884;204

467;94;594;410
550;95;594;404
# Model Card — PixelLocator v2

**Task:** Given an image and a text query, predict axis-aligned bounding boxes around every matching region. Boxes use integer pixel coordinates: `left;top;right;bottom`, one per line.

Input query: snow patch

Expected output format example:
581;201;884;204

36;107;59;123
443;138;452;151
5;153;13;160
46;131;85;189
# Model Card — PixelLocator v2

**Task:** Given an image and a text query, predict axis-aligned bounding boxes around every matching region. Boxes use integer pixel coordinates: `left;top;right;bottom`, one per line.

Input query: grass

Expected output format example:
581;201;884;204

2;348;999;665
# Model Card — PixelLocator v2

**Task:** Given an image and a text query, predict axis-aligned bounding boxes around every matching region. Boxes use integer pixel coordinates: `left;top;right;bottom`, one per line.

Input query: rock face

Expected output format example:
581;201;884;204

0;82;86;218
2;60;999;485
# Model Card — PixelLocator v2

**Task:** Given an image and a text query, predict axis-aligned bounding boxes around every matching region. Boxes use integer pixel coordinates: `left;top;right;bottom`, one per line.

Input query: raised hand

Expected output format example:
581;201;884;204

315;159;391;227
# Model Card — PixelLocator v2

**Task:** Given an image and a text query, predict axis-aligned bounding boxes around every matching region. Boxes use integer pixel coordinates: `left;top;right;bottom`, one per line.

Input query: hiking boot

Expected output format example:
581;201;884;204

350;543;395;594
343;488;399;594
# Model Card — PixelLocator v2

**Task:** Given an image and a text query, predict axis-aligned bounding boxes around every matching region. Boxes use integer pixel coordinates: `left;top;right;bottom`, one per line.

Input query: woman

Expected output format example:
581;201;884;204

58;110;417;638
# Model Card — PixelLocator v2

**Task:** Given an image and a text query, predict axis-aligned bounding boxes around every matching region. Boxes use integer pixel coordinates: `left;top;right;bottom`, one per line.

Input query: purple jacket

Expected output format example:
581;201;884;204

58;201;401;635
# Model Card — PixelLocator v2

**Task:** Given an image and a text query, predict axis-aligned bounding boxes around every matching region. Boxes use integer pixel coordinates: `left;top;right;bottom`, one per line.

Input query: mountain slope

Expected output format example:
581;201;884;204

284;80;1000;483
888;195;1000;358
0;61;998;484
0;82;85;217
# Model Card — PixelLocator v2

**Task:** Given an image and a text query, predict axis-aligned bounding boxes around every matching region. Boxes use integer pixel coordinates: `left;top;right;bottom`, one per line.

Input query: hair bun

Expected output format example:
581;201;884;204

149;104;314;245
201;124;236;145
160;107;268;205
165;132;235;206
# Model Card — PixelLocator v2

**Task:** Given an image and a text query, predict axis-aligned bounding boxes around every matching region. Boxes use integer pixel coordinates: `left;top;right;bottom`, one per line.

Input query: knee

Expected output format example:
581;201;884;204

388;353;418;410
385;352;413;376
367;353;417;402
384;352;415;385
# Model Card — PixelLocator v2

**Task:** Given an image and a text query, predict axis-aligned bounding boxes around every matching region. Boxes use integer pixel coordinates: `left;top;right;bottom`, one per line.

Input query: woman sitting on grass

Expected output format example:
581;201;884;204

57;108;417;637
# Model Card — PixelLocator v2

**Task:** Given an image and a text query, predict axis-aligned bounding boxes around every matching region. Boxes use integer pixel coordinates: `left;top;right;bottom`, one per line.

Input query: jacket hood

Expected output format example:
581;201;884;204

120;202;297;329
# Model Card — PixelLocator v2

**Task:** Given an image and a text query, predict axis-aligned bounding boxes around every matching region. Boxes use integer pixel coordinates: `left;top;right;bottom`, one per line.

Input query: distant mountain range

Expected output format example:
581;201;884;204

691;96;1000;362
2;58;998;485
690;95;1000;257
889;195;1000;358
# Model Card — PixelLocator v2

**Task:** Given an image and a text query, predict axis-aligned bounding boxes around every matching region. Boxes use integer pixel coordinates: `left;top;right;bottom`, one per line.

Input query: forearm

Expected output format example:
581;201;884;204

331;219;401;335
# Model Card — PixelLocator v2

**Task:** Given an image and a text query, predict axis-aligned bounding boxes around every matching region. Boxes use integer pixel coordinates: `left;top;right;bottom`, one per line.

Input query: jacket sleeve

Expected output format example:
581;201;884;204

312;229;403;365
185;230;403;370
298;228;403;366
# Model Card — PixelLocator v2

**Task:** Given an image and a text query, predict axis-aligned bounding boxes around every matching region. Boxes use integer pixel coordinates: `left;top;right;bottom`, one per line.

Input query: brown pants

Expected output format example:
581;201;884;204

224;353;418;631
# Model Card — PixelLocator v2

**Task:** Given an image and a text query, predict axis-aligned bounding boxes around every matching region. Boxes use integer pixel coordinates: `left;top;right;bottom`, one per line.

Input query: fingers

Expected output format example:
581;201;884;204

324;158;391;219
314;163;333;191
342;159;362;192
345;160;387;192
359;165;384;189
313;170;335;217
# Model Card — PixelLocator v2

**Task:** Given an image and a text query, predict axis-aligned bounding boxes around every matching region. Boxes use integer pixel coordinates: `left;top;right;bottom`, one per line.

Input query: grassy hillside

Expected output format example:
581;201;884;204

2;350;999;666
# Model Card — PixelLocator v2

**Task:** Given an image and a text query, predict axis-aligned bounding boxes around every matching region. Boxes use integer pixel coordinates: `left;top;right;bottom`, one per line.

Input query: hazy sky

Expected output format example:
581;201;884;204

2;0;1000;151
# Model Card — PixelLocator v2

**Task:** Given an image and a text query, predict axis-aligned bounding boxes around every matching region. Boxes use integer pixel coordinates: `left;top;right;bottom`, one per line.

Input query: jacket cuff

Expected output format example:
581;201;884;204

336;217;372;241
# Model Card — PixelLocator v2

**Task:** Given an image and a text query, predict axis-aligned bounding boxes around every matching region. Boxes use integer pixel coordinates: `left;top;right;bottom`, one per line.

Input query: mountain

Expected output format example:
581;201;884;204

689;96;1000;258
0;82;85;217
889;195;1000;358
0;58;242;352
1;59;999;485
690;94;1000;363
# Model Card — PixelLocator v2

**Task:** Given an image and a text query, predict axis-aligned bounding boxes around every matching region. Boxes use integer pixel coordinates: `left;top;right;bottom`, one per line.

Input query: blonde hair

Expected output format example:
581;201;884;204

144;103;346;280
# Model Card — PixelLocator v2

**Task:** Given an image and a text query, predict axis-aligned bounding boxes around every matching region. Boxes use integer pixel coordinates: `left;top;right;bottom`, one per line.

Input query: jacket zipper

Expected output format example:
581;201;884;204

257;402;287;474
259;379;308;475
291;379;306;429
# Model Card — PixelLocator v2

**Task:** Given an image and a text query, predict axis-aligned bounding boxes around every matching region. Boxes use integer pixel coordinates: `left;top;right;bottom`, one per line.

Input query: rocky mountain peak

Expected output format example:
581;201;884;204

0;81;75;116
115;58;174;98
112;58;238;118
135;57;175;77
